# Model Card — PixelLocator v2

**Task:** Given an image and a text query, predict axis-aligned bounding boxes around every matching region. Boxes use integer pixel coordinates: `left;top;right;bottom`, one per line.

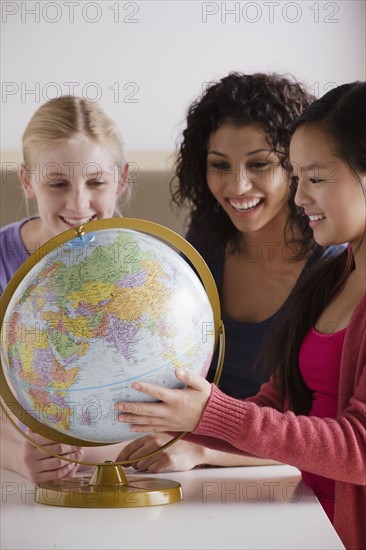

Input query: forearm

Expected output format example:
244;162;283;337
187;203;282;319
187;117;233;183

0;416;24;473
195;383;366;484
200;447;281;467
0;401;129;475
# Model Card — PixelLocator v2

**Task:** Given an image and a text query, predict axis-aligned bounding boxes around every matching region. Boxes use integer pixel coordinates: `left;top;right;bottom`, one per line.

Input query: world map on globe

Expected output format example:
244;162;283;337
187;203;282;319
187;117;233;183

1;227;216;444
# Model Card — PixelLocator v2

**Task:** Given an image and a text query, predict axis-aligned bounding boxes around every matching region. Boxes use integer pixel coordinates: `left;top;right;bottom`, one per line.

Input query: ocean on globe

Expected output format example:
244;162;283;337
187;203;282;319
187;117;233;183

1;228;216;443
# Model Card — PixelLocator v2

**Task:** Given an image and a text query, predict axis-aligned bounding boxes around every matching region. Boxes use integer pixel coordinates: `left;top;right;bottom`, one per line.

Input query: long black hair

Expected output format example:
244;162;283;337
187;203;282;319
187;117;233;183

265;81;366;414
171;72;316;257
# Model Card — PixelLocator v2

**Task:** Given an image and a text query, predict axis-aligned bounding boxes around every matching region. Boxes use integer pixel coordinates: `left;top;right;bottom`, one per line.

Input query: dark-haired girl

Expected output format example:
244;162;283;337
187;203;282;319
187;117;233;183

117;73;344;473
117;81;366;549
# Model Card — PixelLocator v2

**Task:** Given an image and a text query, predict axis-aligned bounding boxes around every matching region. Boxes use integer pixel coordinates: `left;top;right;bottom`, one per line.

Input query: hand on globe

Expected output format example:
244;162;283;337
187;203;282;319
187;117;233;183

117;433;209;473
115;369;211;433
19;429;83;483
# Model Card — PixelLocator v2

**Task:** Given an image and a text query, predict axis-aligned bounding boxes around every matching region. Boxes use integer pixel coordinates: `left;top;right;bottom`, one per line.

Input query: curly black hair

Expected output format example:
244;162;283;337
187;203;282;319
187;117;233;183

171;72;316;257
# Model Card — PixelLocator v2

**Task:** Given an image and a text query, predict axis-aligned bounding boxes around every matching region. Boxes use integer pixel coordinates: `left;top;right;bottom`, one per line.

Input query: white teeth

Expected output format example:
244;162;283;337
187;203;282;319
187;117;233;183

309;214;325;221
230;198;262;210
62;216;94;225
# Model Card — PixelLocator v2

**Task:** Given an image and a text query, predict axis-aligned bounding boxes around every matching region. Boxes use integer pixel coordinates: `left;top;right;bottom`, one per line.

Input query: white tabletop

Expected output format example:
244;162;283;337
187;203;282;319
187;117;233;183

0;465;344;549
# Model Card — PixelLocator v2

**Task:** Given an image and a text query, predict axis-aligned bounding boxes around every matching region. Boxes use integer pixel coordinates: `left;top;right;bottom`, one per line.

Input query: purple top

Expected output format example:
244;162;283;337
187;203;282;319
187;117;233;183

0;219;34;295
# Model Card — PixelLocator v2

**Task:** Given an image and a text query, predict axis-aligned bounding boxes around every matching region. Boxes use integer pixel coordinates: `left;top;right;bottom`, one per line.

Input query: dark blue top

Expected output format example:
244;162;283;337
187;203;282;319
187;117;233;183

185;230;345;399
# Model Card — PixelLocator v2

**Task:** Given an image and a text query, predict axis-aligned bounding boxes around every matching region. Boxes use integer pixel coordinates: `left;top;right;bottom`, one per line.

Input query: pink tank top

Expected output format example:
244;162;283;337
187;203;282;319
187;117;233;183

298;326;347;522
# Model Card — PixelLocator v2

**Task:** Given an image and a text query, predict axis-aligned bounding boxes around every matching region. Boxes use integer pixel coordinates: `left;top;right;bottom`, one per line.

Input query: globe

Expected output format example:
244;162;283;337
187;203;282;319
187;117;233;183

0;219;222;448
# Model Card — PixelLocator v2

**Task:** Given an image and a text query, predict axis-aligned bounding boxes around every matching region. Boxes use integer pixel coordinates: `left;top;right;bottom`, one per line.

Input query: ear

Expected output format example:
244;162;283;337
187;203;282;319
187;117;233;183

116;162;129;196
19;163;36;199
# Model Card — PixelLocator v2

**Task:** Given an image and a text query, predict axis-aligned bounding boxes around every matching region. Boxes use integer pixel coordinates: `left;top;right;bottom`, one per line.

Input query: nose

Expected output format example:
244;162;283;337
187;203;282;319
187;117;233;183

227;162;253;193
66;186;90;212
294;178;311;208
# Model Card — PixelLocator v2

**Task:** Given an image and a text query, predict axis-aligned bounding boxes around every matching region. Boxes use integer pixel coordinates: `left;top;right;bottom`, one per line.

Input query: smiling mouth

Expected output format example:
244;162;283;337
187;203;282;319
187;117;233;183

60;215;97;226
308;214;326;222
228;198;264;212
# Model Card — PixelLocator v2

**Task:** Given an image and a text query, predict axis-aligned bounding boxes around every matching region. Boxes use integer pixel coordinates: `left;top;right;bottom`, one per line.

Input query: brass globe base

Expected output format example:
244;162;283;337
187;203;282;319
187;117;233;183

35;463;183;508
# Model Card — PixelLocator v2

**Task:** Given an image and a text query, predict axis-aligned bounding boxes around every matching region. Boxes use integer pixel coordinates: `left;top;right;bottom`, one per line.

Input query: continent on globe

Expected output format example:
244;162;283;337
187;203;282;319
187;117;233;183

1;229;216;443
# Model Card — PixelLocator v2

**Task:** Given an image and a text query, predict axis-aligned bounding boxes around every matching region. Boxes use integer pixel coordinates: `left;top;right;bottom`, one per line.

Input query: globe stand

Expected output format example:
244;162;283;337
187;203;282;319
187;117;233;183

35;461;182;508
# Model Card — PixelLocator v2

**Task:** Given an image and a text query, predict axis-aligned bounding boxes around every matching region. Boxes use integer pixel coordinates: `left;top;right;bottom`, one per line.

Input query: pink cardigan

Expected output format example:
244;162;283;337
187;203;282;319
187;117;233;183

189;292;366;549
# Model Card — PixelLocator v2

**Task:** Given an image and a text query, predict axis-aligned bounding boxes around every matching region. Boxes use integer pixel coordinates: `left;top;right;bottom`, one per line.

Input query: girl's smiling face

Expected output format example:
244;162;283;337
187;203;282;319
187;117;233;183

206;123;290;237
20;136;127;244
290;124;366;249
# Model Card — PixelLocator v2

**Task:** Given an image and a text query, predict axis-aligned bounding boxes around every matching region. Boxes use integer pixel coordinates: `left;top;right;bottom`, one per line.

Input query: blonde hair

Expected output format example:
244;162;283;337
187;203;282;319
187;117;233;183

22;96;130;212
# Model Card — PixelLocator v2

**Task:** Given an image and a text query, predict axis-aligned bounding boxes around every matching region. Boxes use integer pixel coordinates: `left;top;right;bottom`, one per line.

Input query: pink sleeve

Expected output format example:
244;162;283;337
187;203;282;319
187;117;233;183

182;375;285;455
184;294;366;487
193;367;366;485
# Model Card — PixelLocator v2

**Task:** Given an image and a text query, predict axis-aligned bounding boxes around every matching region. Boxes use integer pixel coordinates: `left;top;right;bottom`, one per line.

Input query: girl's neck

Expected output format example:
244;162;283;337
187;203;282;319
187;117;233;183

20;218;52;253
233;210;305;264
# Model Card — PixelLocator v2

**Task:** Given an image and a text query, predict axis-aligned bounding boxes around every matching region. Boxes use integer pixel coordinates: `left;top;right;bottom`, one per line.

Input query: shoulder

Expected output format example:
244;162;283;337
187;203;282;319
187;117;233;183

0;219;29;249
341;291;366;407
0;219;31;294
343;291;366;364
185;226;226;264
0;219;24;238
303;243;347;272
350;292;366;326
319;243;348;261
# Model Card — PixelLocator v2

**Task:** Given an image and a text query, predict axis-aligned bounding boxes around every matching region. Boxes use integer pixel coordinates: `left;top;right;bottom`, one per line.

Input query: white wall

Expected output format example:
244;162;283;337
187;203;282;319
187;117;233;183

1;0;365;153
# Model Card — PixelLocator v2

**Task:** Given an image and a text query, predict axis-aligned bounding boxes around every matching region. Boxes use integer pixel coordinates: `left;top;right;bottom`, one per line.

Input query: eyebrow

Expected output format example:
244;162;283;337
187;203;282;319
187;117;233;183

84;172;107;178
45;172;68;178
294;163;330;172
45;171;107;178
207;148;272;157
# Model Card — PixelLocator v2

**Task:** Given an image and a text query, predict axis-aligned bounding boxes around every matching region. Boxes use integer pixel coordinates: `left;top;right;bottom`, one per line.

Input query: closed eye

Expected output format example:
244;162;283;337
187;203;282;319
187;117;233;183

88;180;106;187
309;178;324;184
48;181;68;188
248;162;271;169
207;162;231;171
